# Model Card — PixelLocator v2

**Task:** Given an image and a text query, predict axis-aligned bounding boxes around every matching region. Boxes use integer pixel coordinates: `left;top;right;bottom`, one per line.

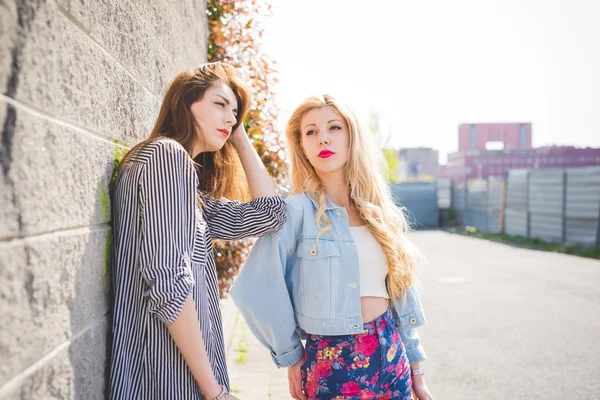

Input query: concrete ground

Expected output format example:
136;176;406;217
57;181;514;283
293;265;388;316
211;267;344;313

222;230;600;399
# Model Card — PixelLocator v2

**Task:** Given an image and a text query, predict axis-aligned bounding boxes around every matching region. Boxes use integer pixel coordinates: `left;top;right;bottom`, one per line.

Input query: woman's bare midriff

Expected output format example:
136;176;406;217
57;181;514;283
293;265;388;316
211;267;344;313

360;296;390;323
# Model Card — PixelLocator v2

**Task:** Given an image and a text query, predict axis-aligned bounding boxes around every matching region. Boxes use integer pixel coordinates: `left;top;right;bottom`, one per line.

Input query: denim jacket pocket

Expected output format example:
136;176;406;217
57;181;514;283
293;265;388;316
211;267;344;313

297;238;340;318
397;308;426;331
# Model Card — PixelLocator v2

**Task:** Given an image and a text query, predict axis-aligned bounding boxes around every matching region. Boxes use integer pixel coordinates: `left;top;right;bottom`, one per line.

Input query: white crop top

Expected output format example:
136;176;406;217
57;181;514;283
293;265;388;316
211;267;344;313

349;225;390;299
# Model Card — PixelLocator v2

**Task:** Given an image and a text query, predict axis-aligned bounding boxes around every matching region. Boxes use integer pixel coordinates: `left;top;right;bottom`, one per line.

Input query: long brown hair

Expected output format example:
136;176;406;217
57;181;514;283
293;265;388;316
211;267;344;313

119;62;251;201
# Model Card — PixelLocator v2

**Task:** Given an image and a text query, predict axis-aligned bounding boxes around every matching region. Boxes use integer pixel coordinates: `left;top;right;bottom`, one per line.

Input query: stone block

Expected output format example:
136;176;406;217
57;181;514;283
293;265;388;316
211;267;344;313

130;0;206;72
56;0;177;95
0;1;17;96
0;104;20;239
0;228;110;385
0;318;107;400
2;106;118;236
164;0;208;67
1;1;159;145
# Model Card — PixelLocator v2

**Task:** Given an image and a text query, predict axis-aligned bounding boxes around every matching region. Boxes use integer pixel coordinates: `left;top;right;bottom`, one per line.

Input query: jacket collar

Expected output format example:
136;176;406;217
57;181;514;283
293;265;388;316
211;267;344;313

304;192;346;211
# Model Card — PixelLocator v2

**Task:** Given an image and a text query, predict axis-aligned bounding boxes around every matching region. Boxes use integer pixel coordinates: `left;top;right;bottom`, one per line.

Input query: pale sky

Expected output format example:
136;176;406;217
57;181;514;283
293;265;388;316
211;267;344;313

261;0;600;163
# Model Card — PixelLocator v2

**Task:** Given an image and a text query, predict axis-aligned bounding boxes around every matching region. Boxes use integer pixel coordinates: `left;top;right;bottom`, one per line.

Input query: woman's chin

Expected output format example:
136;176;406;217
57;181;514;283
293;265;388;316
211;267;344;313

206;141;227;152
313;163;345;176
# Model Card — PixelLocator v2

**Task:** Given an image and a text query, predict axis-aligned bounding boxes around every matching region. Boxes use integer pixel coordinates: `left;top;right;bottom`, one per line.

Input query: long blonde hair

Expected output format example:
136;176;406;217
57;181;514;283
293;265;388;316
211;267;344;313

285;94;419;301
118;62;251;202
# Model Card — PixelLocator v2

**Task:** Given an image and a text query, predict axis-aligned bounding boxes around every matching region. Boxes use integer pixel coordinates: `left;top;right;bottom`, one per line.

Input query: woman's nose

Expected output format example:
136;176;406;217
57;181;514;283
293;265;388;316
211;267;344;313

318;133;330;145
226;112;236;126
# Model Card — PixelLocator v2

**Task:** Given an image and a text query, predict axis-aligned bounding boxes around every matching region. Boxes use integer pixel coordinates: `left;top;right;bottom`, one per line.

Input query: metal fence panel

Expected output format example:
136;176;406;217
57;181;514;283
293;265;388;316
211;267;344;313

566;220;598;246
487;210;502;233
437;179;452;209
506;170;528;210
530;213;563;243
528;170;564;243
565;167;600;246
465;210;488;231
450;167;599;247
466;182;488;231
452;185;467;226
505;170;528;235
487;178;504;233
390;182;438;229
505;209;528;237
529;170;564;213
467;188;487;211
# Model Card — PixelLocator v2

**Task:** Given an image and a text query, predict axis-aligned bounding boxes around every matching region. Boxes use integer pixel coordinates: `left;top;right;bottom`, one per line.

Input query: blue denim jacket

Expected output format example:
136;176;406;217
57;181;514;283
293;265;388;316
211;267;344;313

230;192;427;368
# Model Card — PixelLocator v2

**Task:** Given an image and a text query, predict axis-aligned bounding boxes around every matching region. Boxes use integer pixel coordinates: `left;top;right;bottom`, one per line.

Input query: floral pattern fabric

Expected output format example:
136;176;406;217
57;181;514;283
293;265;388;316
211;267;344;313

301;306;412;400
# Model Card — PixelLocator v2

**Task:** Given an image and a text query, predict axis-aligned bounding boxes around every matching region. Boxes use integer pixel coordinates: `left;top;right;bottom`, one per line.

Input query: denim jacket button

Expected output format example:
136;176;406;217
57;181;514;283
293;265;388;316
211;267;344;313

410;317;417;324
352;324;360;329
349;283;358;288
310;247;318;256
336;211;346;217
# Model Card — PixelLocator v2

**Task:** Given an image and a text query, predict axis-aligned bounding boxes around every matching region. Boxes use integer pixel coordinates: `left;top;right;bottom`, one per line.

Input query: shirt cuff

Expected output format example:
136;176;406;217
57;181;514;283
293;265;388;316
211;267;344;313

406;344;427;365
252;196;286;217
271;342;305;368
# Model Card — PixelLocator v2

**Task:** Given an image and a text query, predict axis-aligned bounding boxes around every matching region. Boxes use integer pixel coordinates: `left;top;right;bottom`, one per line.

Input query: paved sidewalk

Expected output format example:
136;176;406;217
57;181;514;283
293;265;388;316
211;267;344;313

221;297;290;399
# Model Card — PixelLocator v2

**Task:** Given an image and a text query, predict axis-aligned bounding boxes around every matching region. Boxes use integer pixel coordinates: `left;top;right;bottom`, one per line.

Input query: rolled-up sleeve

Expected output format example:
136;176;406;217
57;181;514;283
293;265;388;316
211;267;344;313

392;284;428;364
200;194;286;240
399;325;427;364
230;231;304;368
394;287;428;364
139;142;197;324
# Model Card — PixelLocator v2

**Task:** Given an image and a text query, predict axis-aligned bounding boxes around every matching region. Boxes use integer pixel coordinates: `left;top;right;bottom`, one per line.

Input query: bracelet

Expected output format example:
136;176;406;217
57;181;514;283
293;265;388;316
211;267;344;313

213;385;230;400
411;368;424;376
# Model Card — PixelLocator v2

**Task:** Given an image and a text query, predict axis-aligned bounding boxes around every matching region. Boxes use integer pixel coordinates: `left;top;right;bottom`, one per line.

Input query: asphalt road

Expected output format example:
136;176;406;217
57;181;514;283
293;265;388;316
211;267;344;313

412;231;600;400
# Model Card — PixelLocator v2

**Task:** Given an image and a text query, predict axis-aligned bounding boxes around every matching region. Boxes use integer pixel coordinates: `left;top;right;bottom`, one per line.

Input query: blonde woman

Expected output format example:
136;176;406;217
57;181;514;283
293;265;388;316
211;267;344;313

110;62;286;399
230;95;434;400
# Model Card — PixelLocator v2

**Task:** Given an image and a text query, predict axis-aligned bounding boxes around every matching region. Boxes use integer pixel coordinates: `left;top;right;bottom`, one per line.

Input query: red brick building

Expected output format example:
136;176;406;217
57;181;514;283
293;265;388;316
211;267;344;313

458;122;532;151
441;123;600;183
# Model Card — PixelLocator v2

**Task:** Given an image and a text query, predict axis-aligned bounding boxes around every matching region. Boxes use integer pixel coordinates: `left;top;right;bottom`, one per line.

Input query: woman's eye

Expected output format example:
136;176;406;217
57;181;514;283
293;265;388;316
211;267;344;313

330;125;341;131
306;130;316;136
215;102;225;107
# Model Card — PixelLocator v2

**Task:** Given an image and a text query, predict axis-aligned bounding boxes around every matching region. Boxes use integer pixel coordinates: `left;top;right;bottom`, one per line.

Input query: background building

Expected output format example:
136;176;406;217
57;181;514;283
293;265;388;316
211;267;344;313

458;122;532;151
442;123;600;183
396;147;439;181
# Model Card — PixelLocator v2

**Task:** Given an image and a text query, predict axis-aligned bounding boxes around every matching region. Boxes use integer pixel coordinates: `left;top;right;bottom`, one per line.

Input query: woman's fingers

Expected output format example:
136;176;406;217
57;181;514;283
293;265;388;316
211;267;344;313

293;376;307;400
288;376;297;399
287;366;307;400
288;373;300;399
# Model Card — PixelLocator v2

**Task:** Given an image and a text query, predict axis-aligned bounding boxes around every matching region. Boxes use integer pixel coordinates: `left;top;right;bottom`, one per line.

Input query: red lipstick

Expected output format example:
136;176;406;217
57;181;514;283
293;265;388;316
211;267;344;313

318;149;335;159
218;129;230;138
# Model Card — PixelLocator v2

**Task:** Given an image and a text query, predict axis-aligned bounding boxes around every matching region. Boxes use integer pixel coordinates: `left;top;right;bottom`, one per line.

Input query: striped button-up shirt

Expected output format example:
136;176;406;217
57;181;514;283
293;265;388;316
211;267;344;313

109;139;286;399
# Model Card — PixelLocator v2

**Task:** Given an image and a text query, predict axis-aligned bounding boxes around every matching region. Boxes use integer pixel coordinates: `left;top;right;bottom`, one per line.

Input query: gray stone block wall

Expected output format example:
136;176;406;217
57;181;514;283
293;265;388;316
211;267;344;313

0;1;207;398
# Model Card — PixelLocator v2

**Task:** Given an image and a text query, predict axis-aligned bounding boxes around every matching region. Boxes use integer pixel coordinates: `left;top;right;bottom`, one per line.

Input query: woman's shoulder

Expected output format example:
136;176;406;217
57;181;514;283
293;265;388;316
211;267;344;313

284;192;317;222
137;137;188;159
285;192;313;211
130;138;193;170
273;192;313;243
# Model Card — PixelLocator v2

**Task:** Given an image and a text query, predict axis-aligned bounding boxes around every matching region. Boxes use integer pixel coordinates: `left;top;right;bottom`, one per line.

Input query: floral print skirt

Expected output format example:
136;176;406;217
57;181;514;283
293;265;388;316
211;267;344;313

301;305;412;400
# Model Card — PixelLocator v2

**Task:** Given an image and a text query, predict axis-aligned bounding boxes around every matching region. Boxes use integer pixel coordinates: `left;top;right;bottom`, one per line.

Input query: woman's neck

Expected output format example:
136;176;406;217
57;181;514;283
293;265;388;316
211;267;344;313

317;170;351;209
191;141;205;159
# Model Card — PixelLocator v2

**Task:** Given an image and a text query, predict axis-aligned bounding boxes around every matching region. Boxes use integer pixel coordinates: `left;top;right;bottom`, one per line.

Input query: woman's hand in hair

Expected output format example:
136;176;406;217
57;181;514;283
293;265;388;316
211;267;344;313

228;122;249;148
287;358;307;400
227;122;279;199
